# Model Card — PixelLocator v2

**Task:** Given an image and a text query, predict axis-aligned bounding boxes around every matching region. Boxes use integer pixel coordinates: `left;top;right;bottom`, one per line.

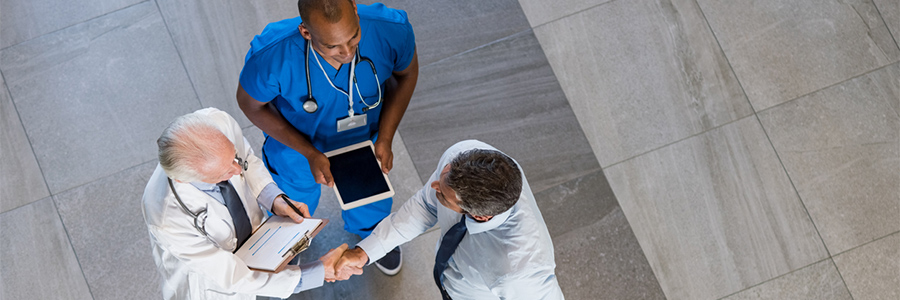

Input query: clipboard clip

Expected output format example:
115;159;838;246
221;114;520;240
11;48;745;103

282;232;312;258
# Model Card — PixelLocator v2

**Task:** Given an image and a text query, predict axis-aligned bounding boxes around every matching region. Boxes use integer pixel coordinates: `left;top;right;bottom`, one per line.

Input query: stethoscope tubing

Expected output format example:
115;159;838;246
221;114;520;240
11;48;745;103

303;39;382;115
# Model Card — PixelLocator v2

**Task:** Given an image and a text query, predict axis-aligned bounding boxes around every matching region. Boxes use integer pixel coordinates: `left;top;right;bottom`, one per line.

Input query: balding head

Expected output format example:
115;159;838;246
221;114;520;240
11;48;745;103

157;113;235;183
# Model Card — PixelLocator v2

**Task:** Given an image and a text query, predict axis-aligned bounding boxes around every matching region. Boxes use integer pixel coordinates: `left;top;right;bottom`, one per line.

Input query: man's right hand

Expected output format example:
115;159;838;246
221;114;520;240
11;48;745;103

308;153;334;187
335;247;369;279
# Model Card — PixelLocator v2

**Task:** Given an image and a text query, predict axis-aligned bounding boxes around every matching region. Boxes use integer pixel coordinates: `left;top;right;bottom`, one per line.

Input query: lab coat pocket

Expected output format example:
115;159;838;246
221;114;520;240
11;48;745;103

187;272;205;300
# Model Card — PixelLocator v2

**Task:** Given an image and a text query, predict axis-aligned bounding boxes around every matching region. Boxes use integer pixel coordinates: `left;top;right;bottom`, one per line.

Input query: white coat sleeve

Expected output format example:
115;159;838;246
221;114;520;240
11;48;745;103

148;219;305;298
356;185;440;262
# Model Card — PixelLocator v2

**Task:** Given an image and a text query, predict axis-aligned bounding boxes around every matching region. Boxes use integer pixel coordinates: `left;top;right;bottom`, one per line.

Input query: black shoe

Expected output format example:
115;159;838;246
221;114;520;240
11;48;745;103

374;246;402;276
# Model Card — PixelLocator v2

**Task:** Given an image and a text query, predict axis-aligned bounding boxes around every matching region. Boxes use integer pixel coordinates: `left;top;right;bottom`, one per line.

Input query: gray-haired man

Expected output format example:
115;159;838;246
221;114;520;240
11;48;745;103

142;107;357;300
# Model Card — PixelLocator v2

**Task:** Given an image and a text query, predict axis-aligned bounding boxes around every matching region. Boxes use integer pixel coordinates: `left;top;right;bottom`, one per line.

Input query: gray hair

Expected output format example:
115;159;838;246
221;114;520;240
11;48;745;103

157;113;228;182
447;149;522;216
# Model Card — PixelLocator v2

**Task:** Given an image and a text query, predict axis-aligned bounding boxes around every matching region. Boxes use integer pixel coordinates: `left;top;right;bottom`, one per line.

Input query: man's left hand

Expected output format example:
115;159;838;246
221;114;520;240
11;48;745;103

272;195;310;223
373;138;393;174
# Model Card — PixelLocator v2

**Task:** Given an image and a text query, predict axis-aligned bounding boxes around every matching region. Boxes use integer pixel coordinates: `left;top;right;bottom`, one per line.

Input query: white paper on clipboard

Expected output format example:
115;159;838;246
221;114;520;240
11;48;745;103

234;216;324;272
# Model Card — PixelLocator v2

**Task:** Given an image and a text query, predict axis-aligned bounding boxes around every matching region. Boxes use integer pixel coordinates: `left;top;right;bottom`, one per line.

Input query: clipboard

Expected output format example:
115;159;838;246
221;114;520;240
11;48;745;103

234;216;329;273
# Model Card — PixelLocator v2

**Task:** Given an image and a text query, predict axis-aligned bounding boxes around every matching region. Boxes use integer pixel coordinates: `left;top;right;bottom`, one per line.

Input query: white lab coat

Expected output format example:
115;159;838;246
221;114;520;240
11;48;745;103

142;108;302;300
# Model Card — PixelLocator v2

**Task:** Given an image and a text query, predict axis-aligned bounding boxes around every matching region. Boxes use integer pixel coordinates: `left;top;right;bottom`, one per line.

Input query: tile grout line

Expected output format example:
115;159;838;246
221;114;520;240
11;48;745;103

0;0;152;52
714;256;836;300
420;28;533;69
47;195;98;300
0;68;54;212
153;0;205;110
714;229;900;300
754;62;899;115
871;1;900;54
530;0;620;31
694;2;851;299
601;60;899;170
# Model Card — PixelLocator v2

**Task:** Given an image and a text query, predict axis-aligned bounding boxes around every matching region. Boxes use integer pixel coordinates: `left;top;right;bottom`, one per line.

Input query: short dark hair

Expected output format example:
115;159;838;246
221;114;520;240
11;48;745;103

297;0;353;24
447;149;522;216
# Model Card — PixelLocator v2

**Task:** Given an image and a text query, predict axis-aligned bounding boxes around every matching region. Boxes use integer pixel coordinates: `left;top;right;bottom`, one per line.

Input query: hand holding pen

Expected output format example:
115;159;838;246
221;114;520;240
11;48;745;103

273;194;311;223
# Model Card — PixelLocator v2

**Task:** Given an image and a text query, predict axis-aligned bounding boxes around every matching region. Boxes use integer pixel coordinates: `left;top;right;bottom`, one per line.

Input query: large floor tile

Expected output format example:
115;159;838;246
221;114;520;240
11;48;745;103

359;0;530;66
0;74;49;213
721;259;851;300
156;0;297;128
0;1;200;194
553;207;665;300
399;30;600;193
698;0;900;110
534;0;752;168
833;232;900;300
0;0;141;49
54;161;161;300
606;116;828;300
875;0;900;50
517;0;611;28
758;64;899;255
0;198;93;300
533;169;619;237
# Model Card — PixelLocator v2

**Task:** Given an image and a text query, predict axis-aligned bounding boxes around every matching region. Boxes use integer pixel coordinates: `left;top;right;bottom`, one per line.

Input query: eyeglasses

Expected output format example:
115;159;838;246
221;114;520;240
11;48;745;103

234;154;248;171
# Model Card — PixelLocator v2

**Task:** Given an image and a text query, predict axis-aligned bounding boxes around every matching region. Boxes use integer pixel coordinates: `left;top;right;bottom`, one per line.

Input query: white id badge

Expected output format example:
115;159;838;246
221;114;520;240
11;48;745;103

336;114;367;132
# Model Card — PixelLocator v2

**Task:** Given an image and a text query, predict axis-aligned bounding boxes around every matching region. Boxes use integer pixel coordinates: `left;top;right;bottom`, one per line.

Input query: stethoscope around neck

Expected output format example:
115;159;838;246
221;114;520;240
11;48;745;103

165;154;249;248
302;38;382;115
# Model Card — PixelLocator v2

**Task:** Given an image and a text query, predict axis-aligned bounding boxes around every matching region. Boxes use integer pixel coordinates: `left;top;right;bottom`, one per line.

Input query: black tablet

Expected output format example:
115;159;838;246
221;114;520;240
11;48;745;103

324;141;395;210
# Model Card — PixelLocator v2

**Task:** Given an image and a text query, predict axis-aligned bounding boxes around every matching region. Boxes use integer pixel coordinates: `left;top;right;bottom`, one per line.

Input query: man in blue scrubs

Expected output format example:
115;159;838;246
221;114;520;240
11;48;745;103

236;0;417;275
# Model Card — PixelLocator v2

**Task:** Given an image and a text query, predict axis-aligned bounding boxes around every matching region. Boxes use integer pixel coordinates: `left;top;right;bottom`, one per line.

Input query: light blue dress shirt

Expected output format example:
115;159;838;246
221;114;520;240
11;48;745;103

190;181;324;293
357;140;565;300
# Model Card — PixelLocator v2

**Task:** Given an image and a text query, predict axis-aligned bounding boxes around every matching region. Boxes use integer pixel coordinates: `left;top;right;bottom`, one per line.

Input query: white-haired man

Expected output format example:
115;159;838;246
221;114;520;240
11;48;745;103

142;107;357;300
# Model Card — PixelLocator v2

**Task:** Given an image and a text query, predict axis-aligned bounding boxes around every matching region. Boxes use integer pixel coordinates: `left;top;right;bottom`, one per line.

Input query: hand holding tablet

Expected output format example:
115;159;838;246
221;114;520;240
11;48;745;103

324;141;395;210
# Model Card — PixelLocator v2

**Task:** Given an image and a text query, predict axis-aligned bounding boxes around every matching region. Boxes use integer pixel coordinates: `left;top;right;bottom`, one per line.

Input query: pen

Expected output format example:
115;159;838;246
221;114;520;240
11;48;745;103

280;194;305;217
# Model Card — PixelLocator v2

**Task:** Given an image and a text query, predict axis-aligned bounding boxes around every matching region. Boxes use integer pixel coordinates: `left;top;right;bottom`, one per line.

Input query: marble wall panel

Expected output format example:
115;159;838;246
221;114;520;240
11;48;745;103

517;0;611;28
0;0;142;49
833;233;900;300
605;116;827;299
553;207;665;300
721;259;851;300
0;1;200;194
0;74;49;213
156;0;297;128
698;0;900;110
0;198;93;300
399;30;600;193
54;161;161;300
758;63;899;255
533;0;752;168
359;0;531;66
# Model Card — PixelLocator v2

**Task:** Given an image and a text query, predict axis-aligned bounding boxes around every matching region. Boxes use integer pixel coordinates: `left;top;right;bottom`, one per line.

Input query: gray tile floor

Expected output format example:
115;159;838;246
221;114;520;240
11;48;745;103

0;1;897;300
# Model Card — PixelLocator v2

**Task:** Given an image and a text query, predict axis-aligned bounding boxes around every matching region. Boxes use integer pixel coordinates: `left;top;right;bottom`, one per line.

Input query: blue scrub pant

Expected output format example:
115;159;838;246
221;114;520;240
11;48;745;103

262;137;392;238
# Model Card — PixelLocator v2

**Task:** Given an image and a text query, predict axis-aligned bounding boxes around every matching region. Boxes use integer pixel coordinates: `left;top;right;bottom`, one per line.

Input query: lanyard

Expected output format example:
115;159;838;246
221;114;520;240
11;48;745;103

311;47;357;118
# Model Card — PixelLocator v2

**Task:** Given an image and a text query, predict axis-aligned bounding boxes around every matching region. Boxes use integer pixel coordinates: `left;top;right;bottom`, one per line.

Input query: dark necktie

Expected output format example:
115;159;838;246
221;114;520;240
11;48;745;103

433;215;467;300
217;180;252;250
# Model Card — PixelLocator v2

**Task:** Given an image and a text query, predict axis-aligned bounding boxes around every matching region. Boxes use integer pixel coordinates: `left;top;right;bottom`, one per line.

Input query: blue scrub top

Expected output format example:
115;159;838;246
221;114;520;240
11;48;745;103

239;3;415;154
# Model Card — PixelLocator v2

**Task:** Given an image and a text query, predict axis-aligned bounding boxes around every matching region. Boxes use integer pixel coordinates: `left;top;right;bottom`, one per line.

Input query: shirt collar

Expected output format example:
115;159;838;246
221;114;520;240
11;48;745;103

465;205;514;234
190;181;218;192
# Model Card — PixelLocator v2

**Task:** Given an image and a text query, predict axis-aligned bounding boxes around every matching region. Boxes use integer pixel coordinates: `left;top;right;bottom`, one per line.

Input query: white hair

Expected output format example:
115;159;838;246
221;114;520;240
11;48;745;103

157;113;228;182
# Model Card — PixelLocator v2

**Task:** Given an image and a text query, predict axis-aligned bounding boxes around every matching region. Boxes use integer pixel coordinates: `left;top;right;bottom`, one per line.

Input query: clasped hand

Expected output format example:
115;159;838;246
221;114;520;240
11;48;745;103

319;245;369;282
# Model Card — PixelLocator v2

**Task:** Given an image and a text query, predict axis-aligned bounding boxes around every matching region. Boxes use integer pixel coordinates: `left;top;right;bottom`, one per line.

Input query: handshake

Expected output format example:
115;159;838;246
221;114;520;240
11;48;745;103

317;243;372;282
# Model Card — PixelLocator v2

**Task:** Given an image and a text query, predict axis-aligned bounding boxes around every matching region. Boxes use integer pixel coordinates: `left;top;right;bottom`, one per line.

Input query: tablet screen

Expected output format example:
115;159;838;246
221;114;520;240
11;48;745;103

328;146;390;204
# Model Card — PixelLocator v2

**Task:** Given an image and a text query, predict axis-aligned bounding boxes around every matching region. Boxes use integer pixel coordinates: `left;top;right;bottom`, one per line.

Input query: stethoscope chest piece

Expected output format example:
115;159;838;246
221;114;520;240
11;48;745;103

303;97;318;113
